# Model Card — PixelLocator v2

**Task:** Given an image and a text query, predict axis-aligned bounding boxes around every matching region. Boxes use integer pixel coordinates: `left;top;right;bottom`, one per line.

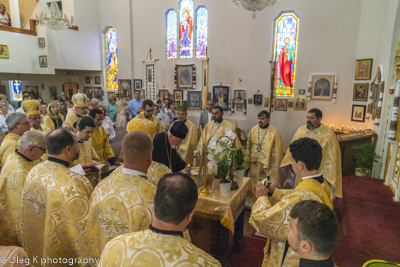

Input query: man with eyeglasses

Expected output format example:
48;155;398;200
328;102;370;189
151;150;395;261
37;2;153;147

21;100;51;134
0;130;46;246
128;90;144;117
0;113;30;167
63;93;89;132
132;99;165;133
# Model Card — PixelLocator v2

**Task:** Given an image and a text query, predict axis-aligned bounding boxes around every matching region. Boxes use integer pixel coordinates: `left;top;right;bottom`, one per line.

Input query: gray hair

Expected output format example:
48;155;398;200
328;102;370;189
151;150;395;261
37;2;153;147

5;112;28;132
18;130;46;149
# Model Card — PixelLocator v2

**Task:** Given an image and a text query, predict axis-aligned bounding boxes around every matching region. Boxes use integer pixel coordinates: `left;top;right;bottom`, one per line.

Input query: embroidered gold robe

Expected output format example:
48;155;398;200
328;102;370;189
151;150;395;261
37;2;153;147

0;133;21;168
197;120;242;150
280;124;342;197
23;160;93;267
147;161;172;186
87;169;156;262
249;178;333;267
91;126;115;174
31;124;51;134
98;229;221;267
135;112;165;133
62;108;83;132
71;139;101;187
245;125;284;187
177;119;198;165
0;246;32;267
0;152;37;247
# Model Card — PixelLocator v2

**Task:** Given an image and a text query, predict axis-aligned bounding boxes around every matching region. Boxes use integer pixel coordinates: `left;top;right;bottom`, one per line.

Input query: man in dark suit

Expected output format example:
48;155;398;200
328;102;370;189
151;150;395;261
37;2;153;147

199;99;214;129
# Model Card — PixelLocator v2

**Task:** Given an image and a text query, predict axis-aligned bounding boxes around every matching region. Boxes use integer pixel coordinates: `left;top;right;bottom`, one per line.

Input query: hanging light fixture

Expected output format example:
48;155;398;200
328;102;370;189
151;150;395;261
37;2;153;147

36;0;74;31
231;0;279;18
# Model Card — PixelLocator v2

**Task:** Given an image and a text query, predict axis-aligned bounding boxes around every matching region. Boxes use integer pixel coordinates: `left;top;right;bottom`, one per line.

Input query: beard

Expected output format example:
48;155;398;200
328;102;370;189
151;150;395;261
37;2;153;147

213;117;223;123
306;122;314;130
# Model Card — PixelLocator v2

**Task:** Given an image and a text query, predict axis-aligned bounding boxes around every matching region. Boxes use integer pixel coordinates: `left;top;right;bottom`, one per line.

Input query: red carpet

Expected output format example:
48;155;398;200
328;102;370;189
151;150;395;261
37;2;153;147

229;176;400;267
332;176;400;267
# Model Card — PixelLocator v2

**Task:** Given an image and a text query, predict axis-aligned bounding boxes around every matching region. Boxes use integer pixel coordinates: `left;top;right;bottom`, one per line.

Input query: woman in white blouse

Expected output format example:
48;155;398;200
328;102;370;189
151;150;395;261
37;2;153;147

164;100;178;130
99;105;115;141
0;102;9;133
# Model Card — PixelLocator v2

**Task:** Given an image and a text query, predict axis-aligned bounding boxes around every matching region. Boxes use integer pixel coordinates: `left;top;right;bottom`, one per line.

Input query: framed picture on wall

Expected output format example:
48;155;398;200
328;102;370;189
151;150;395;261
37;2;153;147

83;87;94;100
288;101;294;108
159;89;169;100
299;89;306;94
39;55;47;67
212;86;229;110
108;92;116;100
95;76;101;84
294;95;307;110
355;58;373;80
351;105;366;122
188;90;201;110
353;83;369;101
275;99;287;111
248;98;252;104
264;97;269;108
38;38;45;48
134;79;142;90
253;94;262;105
176;64;194;89
236;103;243;111
174;90;183;101
118;79;132;100
0;44;9;59
25;86;39;99
85;77;90;84
311;74;334;100
233;90;245;104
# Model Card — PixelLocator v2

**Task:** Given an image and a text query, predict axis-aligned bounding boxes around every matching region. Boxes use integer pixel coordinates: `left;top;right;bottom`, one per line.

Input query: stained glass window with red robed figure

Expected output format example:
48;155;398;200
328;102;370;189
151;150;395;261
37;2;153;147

179;0;194;59
106;28;118;91
273;11;300;97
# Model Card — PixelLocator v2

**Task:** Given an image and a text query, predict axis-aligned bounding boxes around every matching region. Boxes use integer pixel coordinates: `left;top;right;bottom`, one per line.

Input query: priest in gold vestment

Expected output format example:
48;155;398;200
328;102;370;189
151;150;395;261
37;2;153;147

23;129;93;267
245;110;283;187
133;100;165;133
0;130;46;247
197;106;242;151
90;109;118;174
280;108;342;197
126;117;157;138
176;101;198;165
147;160;171;186
98;173;221;267
87;131;156;263
62;93;89;132
250;138;333;267
0;113;30;167
21;100;51;134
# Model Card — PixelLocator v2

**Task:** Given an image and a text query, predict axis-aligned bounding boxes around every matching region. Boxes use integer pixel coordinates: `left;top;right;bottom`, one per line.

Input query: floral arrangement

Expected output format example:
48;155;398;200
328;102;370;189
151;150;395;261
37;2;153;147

207;130;237;183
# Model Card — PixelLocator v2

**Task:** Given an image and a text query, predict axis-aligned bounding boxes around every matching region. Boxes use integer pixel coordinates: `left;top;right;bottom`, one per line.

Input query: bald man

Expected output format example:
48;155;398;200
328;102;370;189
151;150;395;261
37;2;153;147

87;131;157;263
23;128;93;267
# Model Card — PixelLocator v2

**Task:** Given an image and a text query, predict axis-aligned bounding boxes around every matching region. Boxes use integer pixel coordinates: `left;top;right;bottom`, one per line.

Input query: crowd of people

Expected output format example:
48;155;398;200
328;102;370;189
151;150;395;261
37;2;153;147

0;90;341;266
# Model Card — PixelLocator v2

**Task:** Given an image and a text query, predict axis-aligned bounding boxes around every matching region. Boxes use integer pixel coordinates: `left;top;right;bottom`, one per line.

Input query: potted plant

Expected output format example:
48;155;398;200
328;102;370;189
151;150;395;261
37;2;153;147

352;143;380;177
234;148;245;182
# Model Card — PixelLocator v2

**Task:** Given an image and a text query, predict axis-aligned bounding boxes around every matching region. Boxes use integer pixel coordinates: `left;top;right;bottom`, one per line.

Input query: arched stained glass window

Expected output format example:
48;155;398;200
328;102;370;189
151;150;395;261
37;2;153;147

273;11;299;97
166;9;178;59
179;0;194;59
106;28;118;91
195;6;208;59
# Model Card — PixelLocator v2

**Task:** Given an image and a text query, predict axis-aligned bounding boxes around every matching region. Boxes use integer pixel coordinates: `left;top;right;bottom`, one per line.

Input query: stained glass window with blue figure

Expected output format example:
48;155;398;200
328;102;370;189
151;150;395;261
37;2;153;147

106;28;118;91
166;9;178;59
195;6;208;59
179;0;194;59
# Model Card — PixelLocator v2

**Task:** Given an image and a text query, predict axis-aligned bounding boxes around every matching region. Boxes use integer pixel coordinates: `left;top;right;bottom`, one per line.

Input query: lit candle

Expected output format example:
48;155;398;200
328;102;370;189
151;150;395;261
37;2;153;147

309;75;312;83
334;75;337;83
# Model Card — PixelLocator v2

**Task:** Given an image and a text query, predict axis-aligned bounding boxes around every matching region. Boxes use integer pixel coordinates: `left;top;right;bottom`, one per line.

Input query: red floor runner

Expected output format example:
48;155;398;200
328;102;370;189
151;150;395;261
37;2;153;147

229;176;400;267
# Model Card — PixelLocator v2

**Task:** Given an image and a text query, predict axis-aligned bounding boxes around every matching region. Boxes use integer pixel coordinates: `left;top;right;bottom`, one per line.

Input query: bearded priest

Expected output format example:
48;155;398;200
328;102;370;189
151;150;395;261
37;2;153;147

134;100;165;133
280;108;342;198
62;93;89;132
175;101;198;165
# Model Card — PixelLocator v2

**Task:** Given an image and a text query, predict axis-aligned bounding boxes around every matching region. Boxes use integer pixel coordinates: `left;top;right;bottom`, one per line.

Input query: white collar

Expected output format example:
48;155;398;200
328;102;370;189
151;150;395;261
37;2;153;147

122;168;147;177
301;173;322;180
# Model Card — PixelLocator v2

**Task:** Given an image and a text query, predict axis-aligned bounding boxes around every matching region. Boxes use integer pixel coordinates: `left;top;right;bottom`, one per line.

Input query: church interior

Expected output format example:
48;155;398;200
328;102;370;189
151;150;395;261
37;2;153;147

1;0;400;266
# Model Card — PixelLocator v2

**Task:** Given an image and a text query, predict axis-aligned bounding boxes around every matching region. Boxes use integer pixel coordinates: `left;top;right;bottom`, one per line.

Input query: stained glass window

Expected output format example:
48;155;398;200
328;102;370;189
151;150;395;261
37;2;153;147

106;28;118;91
273;12;300;97
195;6;208;59
10;80;22;102
166;9;178;59
179;0;194;59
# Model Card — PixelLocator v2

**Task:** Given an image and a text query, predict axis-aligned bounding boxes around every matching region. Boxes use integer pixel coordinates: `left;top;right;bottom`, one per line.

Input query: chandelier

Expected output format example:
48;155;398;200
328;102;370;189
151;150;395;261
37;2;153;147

231;0;279;18
36;0;74;31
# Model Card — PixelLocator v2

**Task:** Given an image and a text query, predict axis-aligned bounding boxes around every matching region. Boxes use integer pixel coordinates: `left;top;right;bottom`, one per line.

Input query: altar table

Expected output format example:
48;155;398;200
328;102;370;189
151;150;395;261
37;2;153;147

189;177;253;267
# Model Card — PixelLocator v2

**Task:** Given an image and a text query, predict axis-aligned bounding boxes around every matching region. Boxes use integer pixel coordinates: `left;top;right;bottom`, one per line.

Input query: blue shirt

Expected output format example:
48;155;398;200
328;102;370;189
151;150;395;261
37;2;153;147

128;98;144;116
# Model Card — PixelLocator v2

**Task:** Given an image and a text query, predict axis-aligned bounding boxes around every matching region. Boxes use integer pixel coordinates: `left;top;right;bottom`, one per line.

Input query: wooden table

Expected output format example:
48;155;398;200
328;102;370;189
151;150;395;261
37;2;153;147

188;177;252;267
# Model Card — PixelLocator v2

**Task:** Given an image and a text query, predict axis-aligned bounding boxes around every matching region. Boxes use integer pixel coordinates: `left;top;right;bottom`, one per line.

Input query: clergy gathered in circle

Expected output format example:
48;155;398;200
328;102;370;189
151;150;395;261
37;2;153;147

0;91;342;267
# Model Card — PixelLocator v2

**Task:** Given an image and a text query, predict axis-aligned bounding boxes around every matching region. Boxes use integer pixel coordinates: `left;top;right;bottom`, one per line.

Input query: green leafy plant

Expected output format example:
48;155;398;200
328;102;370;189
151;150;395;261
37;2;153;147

234;148;245;170
352;143;380;172
207;135;236;184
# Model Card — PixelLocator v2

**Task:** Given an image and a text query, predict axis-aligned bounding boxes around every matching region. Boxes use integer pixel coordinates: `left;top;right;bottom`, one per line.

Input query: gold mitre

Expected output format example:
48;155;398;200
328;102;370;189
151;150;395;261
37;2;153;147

72;93;88;108
21;100;40;116
126;118;157;139
176;100;188;113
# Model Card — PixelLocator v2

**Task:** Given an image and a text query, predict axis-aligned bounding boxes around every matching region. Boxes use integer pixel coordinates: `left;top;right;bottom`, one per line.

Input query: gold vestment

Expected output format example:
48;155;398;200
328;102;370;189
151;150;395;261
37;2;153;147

87;169;156;262
71;139;101;187
249;178;333;267
147;161;172;186
62;108;82;132
43;114;65;131
0;133;21;168
135;112;165;133
0;152;37;246
91;126;115;174
23;160;93;267
245;125;284;187
31;124;51;134
197;120;242;150
280;124;342;197
177;119;198;165
98;229;221;267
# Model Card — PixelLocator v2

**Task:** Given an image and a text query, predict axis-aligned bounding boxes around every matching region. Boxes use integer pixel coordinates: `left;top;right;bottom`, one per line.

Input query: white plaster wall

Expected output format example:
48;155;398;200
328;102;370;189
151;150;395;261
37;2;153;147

130;0;400;149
